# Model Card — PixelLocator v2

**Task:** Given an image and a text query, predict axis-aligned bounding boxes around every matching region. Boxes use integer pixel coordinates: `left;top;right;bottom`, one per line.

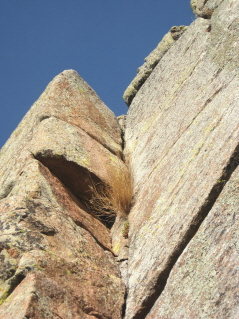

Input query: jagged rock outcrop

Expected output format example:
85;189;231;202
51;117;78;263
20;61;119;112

0;70;127;318
1;0;239;318
124;0;239;318
191;0;224;18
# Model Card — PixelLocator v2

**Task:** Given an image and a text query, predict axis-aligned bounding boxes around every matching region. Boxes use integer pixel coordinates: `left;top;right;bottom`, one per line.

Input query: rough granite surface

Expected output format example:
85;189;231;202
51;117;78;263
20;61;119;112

124;0;239;318
0;0;239;318
191;0;225;18
146;165;239;318
0;70;126;318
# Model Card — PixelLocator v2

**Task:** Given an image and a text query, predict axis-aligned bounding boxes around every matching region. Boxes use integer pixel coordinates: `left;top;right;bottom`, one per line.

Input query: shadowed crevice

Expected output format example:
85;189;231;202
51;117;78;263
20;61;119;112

122;289;128;318
131;143;239;319
6;271;26;296
33;153;115;229
0;271;27;305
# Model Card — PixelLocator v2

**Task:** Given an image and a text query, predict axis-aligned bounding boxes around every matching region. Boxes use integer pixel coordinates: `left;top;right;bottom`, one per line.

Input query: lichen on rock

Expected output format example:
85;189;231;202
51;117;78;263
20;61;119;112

1;0;239;318
0;70;127;318
123;0;239;318
191;0;224;18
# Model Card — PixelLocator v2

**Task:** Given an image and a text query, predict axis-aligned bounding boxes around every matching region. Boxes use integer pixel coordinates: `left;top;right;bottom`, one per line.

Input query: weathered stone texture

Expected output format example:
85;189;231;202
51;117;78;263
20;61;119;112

191;0;224;18
0;70;123;200
146;165;239;318
124;0;239;318
1;0;239;317
117;115;127;134
0;70;126;318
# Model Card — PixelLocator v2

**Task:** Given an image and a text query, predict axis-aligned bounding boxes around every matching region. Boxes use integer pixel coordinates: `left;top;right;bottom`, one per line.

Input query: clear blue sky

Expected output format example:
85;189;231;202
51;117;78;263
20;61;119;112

0;0;194;147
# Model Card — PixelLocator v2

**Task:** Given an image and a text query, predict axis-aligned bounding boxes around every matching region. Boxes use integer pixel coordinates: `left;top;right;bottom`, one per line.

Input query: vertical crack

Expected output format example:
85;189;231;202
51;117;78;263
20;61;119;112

122;289;128;318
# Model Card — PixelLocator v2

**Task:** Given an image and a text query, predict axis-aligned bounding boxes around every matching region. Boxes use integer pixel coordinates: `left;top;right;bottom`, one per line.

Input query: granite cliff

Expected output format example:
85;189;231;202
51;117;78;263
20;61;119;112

0;0;238;318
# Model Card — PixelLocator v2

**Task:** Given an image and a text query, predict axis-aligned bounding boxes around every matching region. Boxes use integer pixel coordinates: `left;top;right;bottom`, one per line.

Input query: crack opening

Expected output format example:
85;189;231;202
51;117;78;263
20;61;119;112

120;129;126;164
132;143;239;319
34;153;116;229
7;271;26;296
73;219;115;254
122;289;128;318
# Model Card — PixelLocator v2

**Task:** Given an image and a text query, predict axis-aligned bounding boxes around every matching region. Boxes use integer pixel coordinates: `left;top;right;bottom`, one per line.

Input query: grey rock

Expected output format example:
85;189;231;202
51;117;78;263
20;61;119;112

146;164;239;319
191;0;225;18
124;0;239;318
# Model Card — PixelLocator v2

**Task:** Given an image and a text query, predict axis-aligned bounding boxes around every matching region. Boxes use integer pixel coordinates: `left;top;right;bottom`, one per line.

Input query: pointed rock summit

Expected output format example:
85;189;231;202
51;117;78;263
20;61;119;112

0;70;127;319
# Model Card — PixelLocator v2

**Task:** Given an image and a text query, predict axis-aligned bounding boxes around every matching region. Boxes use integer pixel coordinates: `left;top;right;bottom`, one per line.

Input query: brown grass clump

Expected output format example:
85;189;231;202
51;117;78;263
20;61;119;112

87;166;133;224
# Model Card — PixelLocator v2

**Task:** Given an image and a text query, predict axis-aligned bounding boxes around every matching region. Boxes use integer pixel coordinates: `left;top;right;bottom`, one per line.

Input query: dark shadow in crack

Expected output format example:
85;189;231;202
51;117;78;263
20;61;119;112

34;153;115;228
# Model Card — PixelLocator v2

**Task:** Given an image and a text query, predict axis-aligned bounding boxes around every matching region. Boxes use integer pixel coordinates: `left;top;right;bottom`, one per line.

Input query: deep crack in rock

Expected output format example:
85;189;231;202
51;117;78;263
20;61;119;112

34;154;116;229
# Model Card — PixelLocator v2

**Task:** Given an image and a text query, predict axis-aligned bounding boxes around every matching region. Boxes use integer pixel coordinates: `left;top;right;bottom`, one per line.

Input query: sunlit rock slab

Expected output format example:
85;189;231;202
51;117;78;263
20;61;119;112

124;0;239;317
146;165;239;319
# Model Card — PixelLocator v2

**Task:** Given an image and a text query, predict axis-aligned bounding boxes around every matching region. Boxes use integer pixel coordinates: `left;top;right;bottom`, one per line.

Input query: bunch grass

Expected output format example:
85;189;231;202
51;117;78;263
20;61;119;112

87;166;133;222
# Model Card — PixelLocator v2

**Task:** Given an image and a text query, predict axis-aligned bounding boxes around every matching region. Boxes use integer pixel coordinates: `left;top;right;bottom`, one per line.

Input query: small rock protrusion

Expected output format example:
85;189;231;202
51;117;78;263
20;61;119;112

191;0;219;19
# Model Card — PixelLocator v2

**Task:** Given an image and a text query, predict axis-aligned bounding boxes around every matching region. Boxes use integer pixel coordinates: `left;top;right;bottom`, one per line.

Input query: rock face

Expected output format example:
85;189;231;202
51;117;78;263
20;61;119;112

145;164;239;319
0;70;127;318
1;0;239;318
124;0;239;318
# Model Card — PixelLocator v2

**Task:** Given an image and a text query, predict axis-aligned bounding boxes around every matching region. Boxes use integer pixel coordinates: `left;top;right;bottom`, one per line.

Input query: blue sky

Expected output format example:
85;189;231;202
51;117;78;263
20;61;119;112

0;1;194;147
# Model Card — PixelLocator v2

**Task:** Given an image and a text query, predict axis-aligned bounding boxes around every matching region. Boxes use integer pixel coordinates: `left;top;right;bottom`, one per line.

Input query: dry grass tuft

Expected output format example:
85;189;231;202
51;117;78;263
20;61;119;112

87;166;133;223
